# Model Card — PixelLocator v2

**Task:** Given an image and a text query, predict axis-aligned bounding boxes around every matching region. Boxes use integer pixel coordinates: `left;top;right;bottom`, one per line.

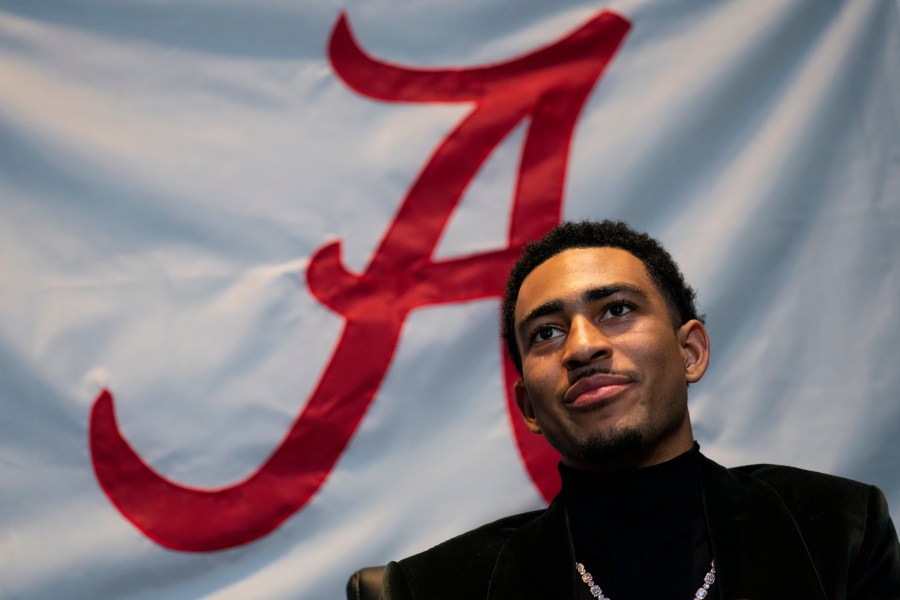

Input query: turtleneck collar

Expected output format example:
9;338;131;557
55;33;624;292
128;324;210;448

559;443;703;533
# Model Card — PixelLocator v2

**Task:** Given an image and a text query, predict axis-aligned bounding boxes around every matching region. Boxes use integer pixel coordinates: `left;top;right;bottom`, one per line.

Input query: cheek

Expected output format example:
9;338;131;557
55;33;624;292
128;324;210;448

522;360;566;406
523;372;555;403
646;348;691;402
523;353;559;381
628;332;684;380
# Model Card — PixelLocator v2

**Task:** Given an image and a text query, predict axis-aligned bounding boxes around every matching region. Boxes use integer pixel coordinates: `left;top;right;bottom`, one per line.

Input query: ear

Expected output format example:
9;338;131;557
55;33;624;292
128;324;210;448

677;319;710;384
514;379;542;434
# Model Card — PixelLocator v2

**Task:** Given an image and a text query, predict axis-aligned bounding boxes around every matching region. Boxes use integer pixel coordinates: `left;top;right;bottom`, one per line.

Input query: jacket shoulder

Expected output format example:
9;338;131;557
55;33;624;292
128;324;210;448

732;462;872;490
726;462;881;536
381;509;546;599
401;508;545;569
726;463;900;598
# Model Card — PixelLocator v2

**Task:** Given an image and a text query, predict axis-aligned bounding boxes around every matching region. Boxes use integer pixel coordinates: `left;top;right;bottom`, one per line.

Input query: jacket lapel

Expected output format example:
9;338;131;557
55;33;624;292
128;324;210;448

701;456;828;600
487;496;581;600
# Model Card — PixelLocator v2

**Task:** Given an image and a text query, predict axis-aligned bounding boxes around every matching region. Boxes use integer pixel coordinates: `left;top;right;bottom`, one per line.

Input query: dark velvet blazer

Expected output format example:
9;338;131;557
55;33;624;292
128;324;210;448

380;455;900;600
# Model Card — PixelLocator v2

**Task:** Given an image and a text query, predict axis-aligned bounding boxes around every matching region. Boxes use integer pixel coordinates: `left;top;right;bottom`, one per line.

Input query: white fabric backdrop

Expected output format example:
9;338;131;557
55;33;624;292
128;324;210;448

1;0;898;598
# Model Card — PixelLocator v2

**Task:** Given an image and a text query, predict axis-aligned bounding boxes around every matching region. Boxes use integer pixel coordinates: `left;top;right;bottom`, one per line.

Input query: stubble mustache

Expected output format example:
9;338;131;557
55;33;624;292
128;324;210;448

564;365;641;395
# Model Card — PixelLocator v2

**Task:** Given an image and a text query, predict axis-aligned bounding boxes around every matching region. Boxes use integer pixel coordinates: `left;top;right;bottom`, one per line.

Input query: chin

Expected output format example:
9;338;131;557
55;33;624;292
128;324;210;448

574;428;645;464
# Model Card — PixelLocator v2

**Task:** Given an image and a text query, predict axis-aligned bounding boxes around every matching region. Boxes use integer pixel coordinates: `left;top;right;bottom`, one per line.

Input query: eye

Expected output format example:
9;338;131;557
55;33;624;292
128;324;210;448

531;324;563;344
602;301;634;319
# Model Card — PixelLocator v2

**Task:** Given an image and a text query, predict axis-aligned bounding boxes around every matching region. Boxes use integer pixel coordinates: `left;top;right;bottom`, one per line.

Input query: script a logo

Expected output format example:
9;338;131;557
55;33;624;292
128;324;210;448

89;10;630;551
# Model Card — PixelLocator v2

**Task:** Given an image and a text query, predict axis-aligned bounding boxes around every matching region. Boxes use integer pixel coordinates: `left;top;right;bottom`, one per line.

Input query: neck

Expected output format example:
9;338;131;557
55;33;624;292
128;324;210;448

559;443;704;535
559;442;702;503
561;426;695;473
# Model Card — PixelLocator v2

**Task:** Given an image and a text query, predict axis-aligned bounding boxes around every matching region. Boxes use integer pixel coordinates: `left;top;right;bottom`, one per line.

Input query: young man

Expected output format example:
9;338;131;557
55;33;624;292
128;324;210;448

378;220;900;600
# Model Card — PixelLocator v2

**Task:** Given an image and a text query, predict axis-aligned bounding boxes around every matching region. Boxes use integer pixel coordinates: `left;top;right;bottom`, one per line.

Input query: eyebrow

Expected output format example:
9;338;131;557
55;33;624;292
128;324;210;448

516;283;650;341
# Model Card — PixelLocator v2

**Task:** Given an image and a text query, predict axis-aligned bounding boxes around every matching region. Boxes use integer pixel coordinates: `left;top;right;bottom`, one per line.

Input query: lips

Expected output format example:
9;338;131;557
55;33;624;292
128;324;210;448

563;372;633;408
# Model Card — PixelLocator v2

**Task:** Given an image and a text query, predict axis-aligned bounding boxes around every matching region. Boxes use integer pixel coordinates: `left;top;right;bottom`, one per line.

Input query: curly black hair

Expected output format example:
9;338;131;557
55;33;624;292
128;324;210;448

501;220;702;374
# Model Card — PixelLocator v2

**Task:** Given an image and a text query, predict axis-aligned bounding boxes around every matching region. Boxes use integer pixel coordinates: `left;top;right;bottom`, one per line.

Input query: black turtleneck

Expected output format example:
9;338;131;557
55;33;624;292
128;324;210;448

560;443;716;600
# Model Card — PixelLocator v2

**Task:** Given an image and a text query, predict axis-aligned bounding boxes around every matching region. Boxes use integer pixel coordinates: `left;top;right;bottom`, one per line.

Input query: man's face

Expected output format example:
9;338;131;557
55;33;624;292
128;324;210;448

513;247;709;471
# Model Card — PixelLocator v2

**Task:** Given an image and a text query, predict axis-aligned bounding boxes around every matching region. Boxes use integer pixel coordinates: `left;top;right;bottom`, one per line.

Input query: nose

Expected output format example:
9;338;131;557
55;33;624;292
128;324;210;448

561;315;611;370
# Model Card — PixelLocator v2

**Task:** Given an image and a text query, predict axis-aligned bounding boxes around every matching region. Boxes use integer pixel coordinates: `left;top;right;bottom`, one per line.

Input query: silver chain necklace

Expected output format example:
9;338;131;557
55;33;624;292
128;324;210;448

575;559;716;599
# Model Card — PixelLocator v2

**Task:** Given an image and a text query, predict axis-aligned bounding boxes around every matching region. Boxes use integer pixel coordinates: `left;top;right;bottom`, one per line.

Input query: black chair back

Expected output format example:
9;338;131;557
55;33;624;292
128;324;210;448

346;565;385;600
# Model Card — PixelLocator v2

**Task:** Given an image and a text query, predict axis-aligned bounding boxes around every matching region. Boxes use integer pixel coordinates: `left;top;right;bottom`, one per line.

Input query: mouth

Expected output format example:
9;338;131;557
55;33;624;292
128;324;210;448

563;372;633;409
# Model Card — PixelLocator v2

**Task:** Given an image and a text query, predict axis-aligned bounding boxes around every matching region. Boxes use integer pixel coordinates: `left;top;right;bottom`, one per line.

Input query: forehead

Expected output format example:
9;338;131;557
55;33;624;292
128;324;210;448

515;247;657;318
